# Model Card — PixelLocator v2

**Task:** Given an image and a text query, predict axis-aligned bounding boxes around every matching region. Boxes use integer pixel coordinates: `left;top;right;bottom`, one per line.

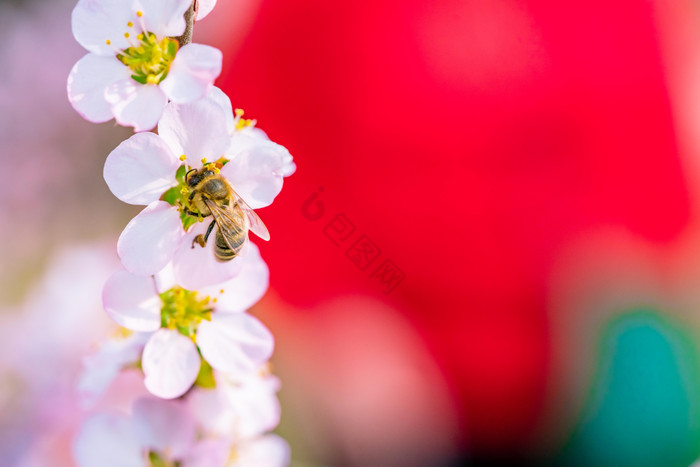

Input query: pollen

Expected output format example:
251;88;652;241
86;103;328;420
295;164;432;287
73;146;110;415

127;21;134;27
179;154;187;161
201;158;208;164
136;10;143;17
112;327;133;340
116;32;179;86
235;118;253;130
159;286;214;338
105;39;111;45
235;108;244;117
220;289;224;294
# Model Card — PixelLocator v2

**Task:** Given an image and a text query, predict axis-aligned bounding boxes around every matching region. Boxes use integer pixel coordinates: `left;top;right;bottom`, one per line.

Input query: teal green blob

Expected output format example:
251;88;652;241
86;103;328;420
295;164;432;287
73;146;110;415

558;309;700;467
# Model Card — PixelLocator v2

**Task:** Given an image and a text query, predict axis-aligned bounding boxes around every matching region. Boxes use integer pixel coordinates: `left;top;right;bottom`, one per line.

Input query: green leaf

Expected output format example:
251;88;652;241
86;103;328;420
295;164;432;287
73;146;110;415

148;451;168;467
176;323;191;337
175;164;187;183
160;186;180;206
131;74;147;85
194;357;216;389
181;214;198;231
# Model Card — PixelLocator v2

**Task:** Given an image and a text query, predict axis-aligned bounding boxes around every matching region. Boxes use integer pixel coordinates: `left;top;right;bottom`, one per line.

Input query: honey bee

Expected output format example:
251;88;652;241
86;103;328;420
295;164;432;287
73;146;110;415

185;165;270;262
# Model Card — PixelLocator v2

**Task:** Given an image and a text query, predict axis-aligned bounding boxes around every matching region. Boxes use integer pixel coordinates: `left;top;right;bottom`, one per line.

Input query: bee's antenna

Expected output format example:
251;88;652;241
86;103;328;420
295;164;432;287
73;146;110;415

185;167;196;183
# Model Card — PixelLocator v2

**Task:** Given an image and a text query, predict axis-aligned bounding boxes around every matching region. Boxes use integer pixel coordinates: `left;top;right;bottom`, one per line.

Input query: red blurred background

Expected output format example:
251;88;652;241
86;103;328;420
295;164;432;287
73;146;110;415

207;0;697;464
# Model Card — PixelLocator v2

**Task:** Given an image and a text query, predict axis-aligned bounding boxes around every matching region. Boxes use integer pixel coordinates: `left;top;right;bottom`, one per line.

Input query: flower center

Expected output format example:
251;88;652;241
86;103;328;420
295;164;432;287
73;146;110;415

159;287;212;338
160;160;227;231
117;32;178;85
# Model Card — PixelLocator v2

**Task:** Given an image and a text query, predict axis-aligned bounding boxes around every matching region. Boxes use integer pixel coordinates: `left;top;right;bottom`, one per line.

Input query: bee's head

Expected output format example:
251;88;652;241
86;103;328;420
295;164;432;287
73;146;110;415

186;164;218;187
185;168;204;188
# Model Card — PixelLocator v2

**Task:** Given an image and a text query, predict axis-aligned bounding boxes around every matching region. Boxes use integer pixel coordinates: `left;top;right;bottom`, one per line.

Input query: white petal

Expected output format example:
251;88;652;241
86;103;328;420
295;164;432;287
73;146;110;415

195;0;217;20
197;312;274;376
206;86;234;133
118;201;184;275
187;387;234;437
233;435;291;467
221;137;294;209
106;80;167;132
225;374;282;440
72;0;135;55
73;412;143;467
199;243;269;312
184;439;230;467
240;126;271;142
142;329;201;399
77;333;151;408
104;132;181;205
102;270;162;331
133;397;196;459
158;98;231;163
135;0;192;39
160;44;222;104
172;221;247;290
68;53;130;123
154;262;178;293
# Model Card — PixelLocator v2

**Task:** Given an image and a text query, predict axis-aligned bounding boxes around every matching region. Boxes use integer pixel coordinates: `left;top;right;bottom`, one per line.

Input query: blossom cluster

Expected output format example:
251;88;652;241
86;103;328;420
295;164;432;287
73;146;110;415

67;1;293;465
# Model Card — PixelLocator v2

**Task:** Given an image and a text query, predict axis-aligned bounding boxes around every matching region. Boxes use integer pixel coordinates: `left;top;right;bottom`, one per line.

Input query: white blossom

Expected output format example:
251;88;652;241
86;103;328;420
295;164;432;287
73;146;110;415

77;331;152;408
68;0;222;131
103;88;294;287
101;247;273;398
73;396;290;467
73;397;197;467
187;369;282;442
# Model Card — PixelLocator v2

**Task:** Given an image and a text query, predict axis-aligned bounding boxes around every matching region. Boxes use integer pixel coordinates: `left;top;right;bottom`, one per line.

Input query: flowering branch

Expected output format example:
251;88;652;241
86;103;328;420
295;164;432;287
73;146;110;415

66;0;295;465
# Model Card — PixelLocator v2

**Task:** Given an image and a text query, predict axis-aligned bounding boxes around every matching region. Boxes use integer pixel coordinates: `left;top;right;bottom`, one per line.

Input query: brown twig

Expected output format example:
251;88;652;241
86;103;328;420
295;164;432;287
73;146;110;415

176;0;198;47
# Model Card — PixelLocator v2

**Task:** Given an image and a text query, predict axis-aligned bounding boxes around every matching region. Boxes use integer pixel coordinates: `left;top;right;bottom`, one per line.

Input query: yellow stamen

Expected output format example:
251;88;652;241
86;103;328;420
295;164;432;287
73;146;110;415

201;158;208;164
137;33;144;40
136;10;143;17
124;32;130;39
113;327;133;340
179;154;187;161
146;75;159;84
127;21;134;27
106;39;111;45
220;289;224;294
234;108;244;117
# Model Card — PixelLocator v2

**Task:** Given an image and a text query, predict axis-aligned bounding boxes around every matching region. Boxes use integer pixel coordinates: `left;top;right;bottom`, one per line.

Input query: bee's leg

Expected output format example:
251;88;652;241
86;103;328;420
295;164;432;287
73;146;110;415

185;209;211;217
203;219;216;242
191;220;216;249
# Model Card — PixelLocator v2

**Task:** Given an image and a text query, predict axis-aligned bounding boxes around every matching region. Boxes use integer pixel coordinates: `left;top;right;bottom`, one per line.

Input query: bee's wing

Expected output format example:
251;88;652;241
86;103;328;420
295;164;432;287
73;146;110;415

202;198;247;250
230;188;271;241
